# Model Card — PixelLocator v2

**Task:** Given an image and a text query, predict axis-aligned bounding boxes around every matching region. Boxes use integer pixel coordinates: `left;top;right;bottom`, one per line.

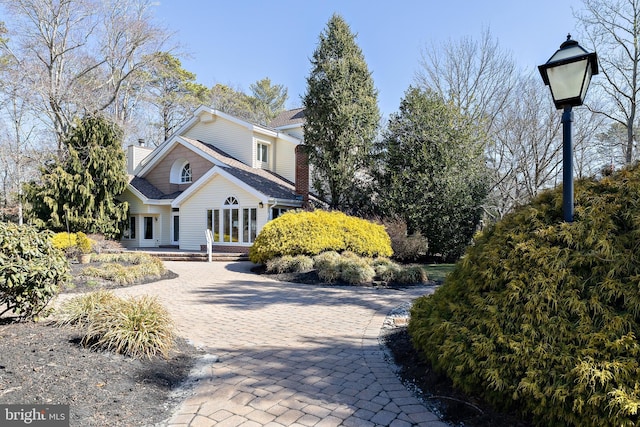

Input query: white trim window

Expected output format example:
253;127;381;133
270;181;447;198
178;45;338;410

180;163;192;183
207;197;258;244
170;159;192;184
123;216;136;239
256;141;269;166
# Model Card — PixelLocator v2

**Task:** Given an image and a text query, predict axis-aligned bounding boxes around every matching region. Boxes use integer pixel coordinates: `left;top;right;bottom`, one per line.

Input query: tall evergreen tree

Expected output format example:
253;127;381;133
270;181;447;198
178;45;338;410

249;77;288;125
378;87;489;260
303;14;380;212
145;52;209;143
25;114;129;238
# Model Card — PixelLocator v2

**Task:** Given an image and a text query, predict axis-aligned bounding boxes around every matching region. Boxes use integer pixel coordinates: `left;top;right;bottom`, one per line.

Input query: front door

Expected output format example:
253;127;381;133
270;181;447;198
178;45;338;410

171;214;179;245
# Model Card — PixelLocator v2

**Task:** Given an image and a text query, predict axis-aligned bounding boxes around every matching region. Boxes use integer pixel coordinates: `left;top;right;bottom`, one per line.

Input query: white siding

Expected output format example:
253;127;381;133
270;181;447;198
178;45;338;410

119;189;170;248
178;175;269;250
184;118;253;166
273;138;298;183
126;145;153;174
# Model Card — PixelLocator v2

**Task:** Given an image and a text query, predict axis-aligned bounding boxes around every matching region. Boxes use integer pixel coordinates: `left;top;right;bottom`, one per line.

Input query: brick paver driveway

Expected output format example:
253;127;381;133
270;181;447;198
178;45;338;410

110;261;449;427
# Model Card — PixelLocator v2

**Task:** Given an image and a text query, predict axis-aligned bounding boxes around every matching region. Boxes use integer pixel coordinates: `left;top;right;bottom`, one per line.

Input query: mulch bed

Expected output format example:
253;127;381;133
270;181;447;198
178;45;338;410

0;263;530;426
0;262;201;426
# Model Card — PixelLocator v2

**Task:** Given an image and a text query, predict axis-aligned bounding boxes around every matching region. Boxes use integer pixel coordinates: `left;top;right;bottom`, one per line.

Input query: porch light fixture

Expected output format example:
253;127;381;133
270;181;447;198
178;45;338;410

538;34;598;222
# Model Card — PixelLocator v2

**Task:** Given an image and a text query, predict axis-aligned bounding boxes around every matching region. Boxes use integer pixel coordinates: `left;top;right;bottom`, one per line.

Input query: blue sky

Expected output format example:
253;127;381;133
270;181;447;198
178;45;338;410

156;0;584;118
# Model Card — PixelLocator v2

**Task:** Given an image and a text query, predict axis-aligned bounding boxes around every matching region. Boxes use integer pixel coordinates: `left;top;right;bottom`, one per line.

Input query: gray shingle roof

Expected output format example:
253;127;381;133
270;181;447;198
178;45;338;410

183;137;302;201
129;136;318;204
268;108;305;128
129;176;182;200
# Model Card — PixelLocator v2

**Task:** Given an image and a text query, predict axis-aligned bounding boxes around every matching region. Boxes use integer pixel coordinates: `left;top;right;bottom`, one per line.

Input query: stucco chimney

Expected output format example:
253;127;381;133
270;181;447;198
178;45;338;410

295;144;310;207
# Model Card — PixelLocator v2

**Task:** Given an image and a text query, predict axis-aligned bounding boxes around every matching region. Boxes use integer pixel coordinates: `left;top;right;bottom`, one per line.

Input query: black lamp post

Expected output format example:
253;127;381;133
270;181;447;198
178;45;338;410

538;35;598;222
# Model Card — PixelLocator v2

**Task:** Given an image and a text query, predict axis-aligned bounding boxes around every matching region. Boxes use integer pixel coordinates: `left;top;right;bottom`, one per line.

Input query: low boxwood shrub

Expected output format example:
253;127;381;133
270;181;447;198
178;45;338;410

409;165;640;427
0;222;69;319
249;210;393;264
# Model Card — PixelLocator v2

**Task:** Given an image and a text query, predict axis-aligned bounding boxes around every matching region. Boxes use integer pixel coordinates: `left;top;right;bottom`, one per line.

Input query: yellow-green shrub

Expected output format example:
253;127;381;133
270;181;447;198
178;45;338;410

51;231;94;255
51;232;78;252
249;210;392;264
409;164;640;427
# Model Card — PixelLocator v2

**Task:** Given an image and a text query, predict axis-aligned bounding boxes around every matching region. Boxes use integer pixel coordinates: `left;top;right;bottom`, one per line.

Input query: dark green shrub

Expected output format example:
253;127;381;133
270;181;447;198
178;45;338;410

409;165;640;427
0;222;69;319
249;210;393;264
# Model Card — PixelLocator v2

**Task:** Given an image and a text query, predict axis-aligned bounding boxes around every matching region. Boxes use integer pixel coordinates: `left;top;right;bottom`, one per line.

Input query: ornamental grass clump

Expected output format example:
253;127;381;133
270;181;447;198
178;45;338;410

266;255;313;274
56;291;175;359
249;210;392;264
84;295;174;359
81;253;165;285
409;164;640;427
338;256;376;285
56;290;118;327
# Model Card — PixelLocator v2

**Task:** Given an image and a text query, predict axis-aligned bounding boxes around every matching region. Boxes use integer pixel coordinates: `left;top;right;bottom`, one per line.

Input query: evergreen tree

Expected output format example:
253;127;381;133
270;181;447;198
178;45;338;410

145;52;209;143
249;77;288;125
25;114;129;238
378;87;489;260
303;14;380;213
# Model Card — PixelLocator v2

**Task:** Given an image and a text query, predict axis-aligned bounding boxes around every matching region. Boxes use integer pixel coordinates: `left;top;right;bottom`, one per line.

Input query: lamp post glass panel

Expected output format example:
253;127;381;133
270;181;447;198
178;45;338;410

538;35;598;222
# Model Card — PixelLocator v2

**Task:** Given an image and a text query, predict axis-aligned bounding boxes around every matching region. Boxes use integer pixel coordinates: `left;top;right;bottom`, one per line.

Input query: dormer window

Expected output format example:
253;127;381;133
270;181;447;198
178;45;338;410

180;163;192;183
257;142;268;163
170;159;192;184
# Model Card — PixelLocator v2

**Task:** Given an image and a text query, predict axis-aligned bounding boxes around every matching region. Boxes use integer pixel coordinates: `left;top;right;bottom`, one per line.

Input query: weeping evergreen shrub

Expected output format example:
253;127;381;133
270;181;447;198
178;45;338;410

409;165;640;427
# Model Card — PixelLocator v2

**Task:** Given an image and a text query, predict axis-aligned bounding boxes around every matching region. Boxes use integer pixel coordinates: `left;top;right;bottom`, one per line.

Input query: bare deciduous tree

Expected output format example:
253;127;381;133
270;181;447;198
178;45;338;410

0;0;172;152
575;0;640;164
416;27;518;134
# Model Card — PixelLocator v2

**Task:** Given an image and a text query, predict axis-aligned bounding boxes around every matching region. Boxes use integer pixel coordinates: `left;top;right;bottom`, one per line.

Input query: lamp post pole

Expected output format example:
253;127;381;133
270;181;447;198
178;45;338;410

562;106;574;222
538;35;598;222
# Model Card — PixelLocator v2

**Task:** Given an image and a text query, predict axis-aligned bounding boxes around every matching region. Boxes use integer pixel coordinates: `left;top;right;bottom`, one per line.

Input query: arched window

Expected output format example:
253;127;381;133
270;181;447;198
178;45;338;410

170;159;191;184
224;196;239;205
222;196;239;242
180;163;192;183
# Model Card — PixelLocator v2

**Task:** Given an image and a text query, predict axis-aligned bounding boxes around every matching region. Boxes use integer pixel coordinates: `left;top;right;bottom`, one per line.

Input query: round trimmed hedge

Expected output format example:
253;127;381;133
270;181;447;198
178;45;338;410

249;210;392;264
409;165;640;427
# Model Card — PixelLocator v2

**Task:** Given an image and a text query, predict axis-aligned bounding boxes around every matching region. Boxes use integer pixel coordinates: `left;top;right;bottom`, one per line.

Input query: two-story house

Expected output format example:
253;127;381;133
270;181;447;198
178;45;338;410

120;106;314;251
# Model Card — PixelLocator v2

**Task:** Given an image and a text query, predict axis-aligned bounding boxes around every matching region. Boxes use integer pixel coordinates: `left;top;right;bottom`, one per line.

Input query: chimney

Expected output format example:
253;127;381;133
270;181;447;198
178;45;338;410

295;144;310;207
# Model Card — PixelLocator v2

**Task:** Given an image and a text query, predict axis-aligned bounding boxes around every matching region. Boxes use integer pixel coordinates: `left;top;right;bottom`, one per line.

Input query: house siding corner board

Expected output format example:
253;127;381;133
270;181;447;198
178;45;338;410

178;175;267;251
184;119;253;166
144;144;213;194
